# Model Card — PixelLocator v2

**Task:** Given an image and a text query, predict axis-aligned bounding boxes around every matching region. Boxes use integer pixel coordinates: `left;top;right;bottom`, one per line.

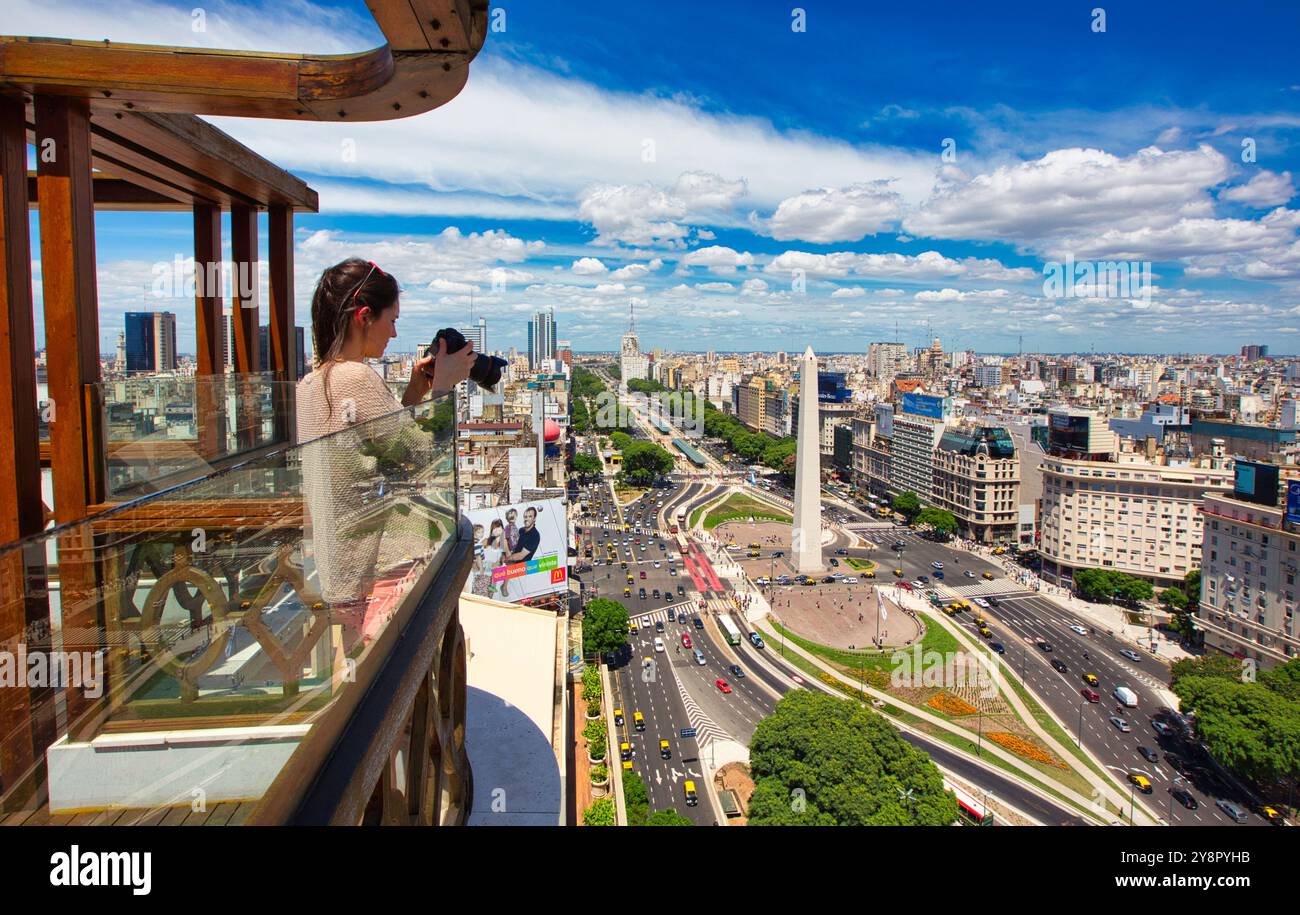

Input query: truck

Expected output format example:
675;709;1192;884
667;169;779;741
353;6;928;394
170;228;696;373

1113;685;1138;708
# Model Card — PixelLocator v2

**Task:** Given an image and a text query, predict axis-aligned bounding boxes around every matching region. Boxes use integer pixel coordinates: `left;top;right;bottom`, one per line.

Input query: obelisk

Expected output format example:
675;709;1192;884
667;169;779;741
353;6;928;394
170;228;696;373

793;346;823;574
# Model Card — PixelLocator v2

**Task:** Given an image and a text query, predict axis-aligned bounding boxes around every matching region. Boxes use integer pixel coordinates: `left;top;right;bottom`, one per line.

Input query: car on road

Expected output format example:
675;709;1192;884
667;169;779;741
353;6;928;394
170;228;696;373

1128;773;1153;794
667;608;677;622
1051;658;1068;673
655;620;665;633
978;627;993;639
660;739;672;760
910;580;925;589
1170;787;1198;810
1151;719;1173;738
1120;649;1142;663
756;576;770;586
629;620;638;634
1081;687;1100;702
1216;799;1248;823
1070;624;1088;635
684;780;698;806
917;575;929;584
653;560;661;569
829;557;839;567
654;637;664;653
677;585;686;596
821;576;836;584
964;570;976;578
652;588;660;599
931;561;944;570
986;596;1000;607
749;632;765;649
972;597;990;608
897;581;913;591
835;548;849;555
624;587;632;598
1083;673;1099;687
681;633;692;649
613;709;624;726
1039;641;1053;652
693;616;704;630
1110;716;1132;733
620;741;632;762
991;642;1005;654
933;570;945;580
981;572;995;581
844;576;859;584
774;550;785;557
1138;746;1159;763
638;587;647;600
640;570;647;579
716;678;732;694
693;648;706;665
633;711;645;731
728;664;745;678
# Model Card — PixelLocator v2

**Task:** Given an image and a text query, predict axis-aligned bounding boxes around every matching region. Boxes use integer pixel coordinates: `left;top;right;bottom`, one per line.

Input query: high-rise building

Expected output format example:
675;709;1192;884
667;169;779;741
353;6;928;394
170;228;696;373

527;309;556;369
974;362;1003;388
462;317;488;355
258;325;310;379
868;341;907;382
619;303;648;383
1241;344;1269;361
124;311;177;373
932;424;1020;543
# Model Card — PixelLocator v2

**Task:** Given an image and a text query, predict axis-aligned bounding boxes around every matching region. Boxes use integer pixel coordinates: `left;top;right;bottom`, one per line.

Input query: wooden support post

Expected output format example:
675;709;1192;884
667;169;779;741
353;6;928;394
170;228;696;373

35;94;103;740
230;204;259;451
0;96;50;796
268;205;295;444
193;202;227;460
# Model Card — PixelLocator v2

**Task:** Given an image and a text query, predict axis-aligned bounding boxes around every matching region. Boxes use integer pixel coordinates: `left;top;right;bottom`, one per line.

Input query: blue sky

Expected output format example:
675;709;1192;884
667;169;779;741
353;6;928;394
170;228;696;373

15;0;1300;355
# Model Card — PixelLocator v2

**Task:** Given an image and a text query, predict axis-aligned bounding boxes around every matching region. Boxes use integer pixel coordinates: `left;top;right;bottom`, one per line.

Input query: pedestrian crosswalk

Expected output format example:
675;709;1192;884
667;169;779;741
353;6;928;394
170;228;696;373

942;579;1033;599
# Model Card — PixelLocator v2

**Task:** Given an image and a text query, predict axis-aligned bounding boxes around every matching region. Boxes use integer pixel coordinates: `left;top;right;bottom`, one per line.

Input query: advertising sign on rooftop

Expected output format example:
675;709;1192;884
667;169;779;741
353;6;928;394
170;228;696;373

465;498;569;604
901;392;947;420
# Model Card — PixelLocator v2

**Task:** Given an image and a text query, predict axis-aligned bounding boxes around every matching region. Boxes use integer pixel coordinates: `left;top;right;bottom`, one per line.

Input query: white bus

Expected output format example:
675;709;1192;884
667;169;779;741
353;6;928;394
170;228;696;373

718;615;742;646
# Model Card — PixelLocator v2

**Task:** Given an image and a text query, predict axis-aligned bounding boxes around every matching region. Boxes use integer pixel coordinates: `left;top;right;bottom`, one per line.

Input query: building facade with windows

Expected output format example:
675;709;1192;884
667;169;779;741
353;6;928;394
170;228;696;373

932;424;1021;543
1198;489;1300;670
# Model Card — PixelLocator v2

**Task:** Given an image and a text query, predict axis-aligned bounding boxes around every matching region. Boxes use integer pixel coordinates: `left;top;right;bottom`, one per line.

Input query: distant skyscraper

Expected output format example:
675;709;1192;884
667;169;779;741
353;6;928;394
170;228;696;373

259;325;309;379
620;302;648;384
793;346;823;574
124;311;177;372
527;309;557;369
1241;344;1268;361
114;331;127;374
462;317;488;355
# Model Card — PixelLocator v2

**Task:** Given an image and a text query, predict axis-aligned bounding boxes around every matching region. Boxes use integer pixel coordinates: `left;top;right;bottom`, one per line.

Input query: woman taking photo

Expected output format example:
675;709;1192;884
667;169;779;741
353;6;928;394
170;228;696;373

298;258;476;651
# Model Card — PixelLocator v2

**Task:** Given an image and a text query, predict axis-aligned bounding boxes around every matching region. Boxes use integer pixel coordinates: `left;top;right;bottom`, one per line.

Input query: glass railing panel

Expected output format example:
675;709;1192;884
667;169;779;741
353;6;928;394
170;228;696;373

0;392;458;821
96;372;292;500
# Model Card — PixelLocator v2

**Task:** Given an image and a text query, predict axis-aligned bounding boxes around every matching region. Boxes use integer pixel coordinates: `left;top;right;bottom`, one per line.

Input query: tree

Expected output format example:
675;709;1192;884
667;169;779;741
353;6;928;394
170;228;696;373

572;453;603;480
1183;568;1202;607
1073;568;1153;604
623;771;649;825
891;491;921;521
645;809;693;826
1159;587;1189;610
915;507;958;534
582;798;615;826
617;440;674;487
1172;673;1300;785
582;598;629;655
747;691;959;825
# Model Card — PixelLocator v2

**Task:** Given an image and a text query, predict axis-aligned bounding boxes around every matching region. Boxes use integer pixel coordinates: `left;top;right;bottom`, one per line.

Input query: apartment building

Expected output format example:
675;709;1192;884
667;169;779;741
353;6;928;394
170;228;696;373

1039;450;1233;590
1198;472;1300;669
932;424;1021;543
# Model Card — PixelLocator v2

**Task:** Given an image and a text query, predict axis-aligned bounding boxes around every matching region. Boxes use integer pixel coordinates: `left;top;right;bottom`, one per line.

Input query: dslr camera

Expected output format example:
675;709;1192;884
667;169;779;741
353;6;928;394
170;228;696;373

426;327;508;391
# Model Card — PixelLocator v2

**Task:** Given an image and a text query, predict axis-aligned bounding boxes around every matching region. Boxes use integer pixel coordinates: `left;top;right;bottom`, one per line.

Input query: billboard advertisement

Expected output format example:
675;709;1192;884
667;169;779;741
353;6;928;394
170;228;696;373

901;392;946;420
465;498;569;603
1286;480;1300;526
818;371;851;403
1234;461;1280;507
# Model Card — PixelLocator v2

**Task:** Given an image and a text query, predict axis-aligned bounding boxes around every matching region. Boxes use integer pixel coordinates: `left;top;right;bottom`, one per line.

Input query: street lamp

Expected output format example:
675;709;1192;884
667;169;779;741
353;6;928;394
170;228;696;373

1076;702;1084;747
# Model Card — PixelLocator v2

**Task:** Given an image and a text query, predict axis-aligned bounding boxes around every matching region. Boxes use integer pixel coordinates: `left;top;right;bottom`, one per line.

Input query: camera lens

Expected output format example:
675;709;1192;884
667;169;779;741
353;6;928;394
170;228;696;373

471;353;507;391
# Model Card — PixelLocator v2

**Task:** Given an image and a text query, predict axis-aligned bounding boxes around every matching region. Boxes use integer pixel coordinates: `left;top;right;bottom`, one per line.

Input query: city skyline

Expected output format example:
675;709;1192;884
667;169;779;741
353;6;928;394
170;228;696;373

14;0;1300;357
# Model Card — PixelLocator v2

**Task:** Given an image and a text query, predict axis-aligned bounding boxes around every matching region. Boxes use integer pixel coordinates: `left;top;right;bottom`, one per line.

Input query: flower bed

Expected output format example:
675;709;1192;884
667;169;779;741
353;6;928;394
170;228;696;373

987;732;1068;770
927;691;979;717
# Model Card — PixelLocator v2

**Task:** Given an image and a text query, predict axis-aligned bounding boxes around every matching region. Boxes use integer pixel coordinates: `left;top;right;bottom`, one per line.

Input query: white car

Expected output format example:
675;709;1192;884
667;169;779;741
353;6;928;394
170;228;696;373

641;615;652;625
910;581;926;589
1070;624;1088;635
973;597;991;609
843;576;859;584
654;637;665;653
653;561;661;569
755;577;771;586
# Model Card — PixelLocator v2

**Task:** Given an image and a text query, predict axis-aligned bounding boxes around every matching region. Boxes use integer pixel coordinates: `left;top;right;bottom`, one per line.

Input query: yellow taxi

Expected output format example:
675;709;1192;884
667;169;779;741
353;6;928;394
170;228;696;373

627;574;635;583
746;550;761;558
993;547;1007;555
1083;673;1099;687
659;739;671;760
623;587;632;597
748;541;761;549
1128;773;1152;794
978;626;992;639
619;741;632;761
633;711;645;732
613;708;624;726
684;780;698;807
629;620;639;634
1261;805;1285;825
893;568;904;577
972;616;986;627
981;571;995;580
861;570;876;578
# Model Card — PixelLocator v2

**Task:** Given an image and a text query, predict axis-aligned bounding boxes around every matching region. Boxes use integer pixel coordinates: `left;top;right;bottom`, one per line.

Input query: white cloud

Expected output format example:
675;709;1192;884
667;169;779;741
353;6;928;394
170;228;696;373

740;278;769;295
680;245;755;273
764;249;1035;282
695;282;736;293
830;287;865;298
763;182;902;243
913;288;1012;303
1220;170;1295;208
608;258;663;281
904;145;1234;257
570;257;608;275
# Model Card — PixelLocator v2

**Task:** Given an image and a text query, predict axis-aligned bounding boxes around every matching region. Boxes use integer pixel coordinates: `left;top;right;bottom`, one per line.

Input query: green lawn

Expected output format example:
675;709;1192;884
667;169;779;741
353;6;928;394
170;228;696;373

702;492;792;530
844;556;877;571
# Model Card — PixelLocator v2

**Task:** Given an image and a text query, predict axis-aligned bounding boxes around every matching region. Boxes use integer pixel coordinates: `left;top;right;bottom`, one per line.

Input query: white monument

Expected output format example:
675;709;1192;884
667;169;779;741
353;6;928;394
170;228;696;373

793;346;822;574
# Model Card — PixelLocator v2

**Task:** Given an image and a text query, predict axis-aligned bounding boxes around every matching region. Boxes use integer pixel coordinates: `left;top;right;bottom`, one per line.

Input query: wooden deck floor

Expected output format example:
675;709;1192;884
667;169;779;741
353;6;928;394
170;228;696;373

1;801;256;826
